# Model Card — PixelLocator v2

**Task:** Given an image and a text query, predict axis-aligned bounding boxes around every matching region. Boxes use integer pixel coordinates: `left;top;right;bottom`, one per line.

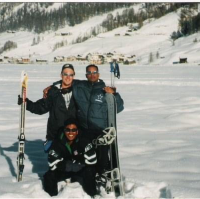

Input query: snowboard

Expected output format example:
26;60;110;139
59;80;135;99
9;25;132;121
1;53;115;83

105;93;124;197
17;71;28;182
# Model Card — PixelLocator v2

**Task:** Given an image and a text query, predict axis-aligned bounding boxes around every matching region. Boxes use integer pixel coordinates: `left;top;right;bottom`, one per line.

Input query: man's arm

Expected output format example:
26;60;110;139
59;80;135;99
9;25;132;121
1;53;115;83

103;86;124;113
114;93;124;113
26;98;50;115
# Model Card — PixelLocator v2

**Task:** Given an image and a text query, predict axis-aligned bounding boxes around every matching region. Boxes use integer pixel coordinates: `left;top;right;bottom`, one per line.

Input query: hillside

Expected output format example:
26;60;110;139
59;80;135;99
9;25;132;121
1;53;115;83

0;3;200;66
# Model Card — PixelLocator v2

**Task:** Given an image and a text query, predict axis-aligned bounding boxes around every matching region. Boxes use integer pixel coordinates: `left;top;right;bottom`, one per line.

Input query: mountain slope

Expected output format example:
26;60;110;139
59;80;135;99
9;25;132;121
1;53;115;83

0;3;200;66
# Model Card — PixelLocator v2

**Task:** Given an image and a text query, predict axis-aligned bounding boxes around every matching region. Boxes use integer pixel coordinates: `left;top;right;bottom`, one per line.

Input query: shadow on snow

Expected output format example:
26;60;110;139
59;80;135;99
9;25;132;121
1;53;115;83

0;139;48;179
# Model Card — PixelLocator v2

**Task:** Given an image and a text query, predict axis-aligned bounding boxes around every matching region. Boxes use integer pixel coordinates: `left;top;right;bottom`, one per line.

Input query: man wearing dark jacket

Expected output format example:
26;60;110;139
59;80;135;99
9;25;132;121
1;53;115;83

72;64;124;174
18;64;77;151
43;118;97;197
72;64;124;138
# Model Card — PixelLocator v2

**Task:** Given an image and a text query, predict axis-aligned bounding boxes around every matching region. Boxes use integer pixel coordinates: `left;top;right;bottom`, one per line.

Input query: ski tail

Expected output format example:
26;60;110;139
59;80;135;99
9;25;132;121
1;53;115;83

17;71;28;182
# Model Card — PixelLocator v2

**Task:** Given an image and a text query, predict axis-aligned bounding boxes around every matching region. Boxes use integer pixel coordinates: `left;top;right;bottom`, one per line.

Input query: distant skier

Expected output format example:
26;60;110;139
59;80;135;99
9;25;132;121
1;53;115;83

43;118;98;197
110;59;120;88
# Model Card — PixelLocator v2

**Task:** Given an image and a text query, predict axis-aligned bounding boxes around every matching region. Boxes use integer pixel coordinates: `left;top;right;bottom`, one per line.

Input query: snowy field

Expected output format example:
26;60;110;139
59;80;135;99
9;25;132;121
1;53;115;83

0;63;200;198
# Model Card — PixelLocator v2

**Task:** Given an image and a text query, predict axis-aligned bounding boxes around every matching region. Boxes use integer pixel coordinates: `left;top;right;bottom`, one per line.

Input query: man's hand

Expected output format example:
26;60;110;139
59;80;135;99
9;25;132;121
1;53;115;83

43;86;51;98
103;86;116;94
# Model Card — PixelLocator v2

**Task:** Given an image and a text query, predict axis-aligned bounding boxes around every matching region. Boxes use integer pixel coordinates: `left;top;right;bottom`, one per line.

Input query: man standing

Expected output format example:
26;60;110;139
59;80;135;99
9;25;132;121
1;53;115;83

18;64;77;151
72;64;124;174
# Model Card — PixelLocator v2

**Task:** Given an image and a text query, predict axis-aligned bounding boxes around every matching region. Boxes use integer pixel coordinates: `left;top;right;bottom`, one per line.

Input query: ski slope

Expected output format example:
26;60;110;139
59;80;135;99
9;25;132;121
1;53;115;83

0;63;200;198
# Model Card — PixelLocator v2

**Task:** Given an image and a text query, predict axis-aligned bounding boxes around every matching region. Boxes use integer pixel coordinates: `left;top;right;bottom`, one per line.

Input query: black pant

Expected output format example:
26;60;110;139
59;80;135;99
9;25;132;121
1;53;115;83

43;166;97;197
80;128;110;174
96;145;110;174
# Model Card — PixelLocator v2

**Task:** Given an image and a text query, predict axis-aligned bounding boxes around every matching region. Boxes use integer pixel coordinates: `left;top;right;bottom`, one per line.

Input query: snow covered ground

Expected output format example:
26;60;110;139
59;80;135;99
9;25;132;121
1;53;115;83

0;63;200;198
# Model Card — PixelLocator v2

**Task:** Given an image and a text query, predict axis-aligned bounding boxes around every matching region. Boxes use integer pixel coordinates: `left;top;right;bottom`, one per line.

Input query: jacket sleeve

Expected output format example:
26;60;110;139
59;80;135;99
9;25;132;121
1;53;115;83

26;98;50;115
114;93;124;113
26;88;55;114
48;142;65;171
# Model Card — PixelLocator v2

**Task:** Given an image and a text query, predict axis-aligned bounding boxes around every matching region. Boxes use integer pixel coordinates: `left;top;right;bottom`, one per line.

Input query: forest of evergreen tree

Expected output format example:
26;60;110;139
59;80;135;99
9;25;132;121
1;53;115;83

0;2;133;33
0;2;199;39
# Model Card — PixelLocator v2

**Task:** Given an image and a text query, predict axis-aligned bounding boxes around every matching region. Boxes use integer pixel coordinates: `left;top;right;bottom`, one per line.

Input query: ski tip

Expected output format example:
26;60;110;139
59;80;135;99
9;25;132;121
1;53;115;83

21;71;28;83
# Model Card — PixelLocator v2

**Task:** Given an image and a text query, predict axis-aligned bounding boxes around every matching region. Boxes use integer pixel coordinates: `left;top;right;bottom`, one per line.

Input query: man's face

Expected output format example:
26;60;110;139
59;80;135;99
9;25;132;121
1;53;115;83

86;66;99;83
61;68;74;88
64;124;78;141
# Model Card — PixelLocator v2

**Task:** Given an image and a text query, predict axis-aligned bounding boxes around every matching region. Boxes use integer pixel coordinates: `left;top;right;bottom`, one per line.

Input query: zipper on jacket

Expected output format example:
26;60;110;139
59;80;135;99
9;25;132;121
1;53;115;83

86;83;93;129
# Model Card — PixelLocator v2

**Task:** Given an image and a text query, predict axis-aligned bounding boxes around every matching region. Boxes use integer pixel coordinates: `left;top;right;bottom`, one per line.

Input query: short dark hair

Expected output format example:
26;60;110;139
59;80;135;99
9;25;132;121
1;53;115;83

86;64;99;72
64;118;79;128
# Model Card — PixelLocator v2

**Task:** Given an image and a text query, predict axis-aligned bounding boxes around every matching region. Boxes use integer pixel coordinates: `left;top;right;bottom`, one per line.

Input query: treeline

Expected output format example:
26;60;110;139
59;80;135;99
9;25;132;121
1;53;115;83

170;3;200;40
53;3;184;50
0;40;17;54
0;2;134;33
91;3;183;36
179;8;200;36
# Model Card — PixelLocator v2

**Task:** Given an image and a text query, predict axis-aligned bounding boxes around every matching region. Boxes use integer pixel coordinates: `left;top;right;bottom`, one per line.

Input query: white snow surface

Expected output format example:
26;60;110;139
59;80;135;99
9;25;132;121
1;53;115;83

0;63;200;198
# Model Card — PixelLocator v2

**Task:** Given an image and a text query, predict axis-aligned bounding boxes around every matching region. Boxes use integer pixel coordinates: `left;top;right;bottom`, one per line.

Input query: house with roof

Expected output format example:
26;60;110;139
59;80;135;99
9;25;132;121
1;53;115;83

89;53;105;65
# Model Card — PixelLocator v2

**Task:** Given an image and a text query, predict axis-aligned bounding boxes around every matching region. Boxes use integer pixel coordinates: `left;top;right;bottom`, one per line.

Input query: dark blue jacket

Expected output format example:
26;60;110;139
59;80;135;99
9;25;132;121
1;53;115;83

72;79;124;133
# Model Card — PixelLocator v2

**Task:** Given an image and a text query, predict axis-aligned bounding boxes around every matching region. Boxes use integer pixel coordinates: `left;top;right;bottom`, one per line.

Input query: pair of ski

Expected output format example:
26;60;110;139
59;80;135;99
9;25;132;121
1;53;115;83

17;71;28;182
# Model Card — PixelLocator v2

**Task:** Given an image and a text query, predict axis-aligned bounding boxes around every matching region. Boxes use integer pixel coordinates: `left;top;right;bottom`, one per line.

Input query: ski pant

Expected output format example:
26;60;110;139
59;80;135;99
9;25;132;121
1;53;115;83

43;166;97;197
80;128;110;174
96;145;110;174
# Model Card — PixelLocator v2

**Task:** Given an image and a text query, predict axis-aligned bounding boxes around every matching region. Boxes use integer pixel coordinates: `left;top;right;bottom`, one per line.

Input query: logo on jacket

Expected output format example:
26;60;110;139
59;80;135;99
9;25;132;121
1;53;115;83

74;150;78;156
95;94;103;103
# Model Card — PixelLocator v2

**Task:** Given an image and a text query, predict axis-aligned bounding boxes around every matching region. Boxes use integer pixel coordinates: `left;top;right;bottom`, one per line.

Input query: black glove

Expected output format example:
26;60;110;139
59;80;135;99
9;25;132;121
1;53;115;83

65;160;85;172
18;95;28;105
84;143;97;165
18;95;23;105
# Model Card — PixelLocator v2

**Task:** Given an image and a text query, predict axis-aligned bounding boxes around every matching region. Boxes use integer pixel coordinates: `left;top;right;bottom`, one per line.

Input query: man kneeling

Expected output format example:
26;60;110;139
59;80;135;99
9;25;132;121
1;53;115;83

43;118;97;197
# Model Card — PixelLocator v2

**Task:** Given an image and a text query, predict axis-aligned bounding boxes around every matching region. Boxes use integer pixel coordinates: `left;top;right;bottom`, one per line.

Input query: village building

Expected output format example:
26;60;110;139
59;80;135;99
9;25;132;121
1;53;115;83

76;54;87;61
18;57;31;64
54;56;64;62
123;59;136;65
179;57;187;63
66;56;77;62
4;56;9;60
123;54;136;65
89;53;105;65
127;23;139;31
55;32;72;36
36;59;48;63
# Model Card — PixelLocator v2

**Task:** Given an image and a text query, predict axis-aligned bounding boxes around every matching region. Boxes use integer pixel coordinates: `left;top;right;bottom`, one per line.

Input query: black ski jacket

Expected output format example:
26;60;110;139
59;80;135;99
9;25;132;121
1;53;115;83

48;129;96;172
26;85;76;140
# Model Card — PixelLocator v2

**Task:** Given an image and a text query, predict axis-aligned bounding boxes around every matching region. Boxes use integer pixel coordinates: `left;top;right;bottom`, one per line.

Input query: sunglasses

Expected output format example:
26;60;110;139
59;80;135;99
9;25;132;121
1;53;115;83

62;73;74;77
64;128;78;133
86;71;99;75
